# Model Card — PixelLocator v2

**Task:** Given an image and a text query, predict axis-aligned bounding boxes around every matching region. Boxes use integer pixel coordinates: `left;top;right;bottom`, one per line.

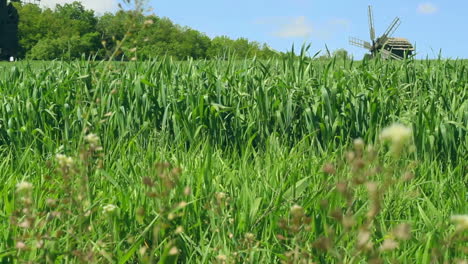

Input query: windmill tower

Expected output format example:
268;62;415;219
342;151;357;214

350;6;414;60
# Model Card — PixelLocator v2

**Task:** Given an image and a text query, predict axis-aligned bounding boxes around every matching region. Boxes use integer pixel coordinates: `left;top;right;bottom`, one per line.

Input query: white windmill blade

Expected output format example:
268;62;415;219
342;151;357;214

382;17;401;38
349;37;372;50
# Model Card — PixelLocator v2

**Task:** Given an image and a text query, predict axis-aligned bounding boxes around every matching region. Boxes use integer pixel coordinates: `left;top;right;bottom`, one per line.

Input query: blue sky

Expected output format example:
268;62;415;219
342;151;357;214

146;0;467;59
41;0;468;59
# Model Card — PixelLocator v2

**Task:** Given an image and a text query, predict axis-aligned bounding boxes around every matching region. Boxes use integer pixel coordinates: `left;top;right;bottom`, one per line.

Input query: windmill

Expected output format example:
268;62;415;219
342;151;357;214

350;6;414;60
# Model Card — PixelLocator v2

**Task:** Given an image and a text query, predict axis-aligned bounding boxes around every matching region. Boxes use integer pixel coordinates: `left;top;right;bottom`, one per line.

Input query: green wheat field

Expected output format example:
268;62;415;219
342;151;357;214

0;55;467;263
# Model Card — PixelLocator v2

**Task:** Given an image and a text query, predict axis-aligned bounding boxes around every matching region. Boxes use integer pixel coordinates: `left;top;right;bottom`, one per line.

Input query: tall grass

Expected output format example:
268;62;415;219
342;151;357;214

0;56;466;161
0;56;466;263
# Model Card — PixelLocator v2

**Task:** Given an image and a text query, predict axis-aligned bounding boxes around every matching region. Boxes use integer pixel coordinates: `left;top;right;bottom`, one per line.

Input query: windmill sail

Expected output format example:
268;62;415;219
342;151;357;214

349;37;372;50
368;6;376;42
381;17;400;41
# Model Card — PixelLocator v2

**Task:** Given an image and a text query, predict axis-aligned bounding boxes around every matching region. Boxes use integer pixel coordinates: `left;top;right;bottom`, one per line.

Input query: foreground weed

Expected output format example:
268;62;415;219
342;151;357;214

137;162;187;263
276;124;466;263
9;133;106;262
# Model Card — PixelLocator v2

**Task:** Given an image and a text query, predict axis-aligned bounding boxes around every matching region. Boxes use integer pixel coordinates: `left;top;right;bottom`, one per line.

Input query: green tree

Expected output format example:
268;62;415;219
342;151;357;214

332;48;350;60
206;36;270;59
15;2;283;61
207;36;234;59
55;1;97;35
13;3;50;57
28;32;100;60
97;10;145;59
15;1;100;59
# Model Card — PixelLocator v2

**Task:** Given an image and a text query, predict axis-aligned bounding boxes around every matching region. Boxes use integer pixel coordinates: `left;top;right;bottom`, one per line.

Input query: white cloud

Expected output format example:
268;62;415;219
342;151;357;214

274;16;313;38
417;3;438;15
329;18;350;30
255;16;350;40
40;0;119;14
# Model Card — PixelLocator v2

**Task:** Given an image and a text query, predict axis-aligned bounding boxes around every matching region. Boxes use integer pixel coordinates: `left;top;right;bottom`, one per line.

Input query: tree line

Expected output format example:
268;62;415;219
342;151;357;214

13;1;283;60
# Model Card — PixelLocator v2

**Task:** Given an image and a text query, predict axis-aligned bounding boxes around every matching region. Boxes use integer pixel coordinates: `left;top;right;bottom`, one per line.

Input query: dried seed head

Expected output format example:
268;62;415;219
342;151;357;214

322;163;336;174
345;151;356;162
36;240;44;249
102;204;118;215
142;177;154;187
336;182;348;194
18;219;32;229
84;133;100;145
366;181;378;192
402;172;415;181
216;254;227;261
156;162;171;170
46;198;57;207
379;238;398;252
330;209;343;221
139;246;148;256
171;167;182;175
357;229;372;249
16;181;33;193
353;138;365;150
56;154;74;167
380;123;412;155
168;213;176;220
16;241;27;250
393;223;412;240
175;226;184;234
215;192;227;206
312;236;332;251
290;205;305;218
50;211;61;219
367;203;381;219
244;232;256;245
352;159;366;170
342;214;355;229
169;247;179;255
380;123;412;144
451;215;468;231
276;234;287;240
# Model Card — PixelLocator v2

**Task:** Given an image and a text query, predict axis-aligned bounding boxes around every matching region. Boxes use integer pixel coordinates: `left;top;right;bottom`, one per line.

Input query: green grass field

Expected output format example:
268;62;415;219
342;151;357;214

0;56;466;263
